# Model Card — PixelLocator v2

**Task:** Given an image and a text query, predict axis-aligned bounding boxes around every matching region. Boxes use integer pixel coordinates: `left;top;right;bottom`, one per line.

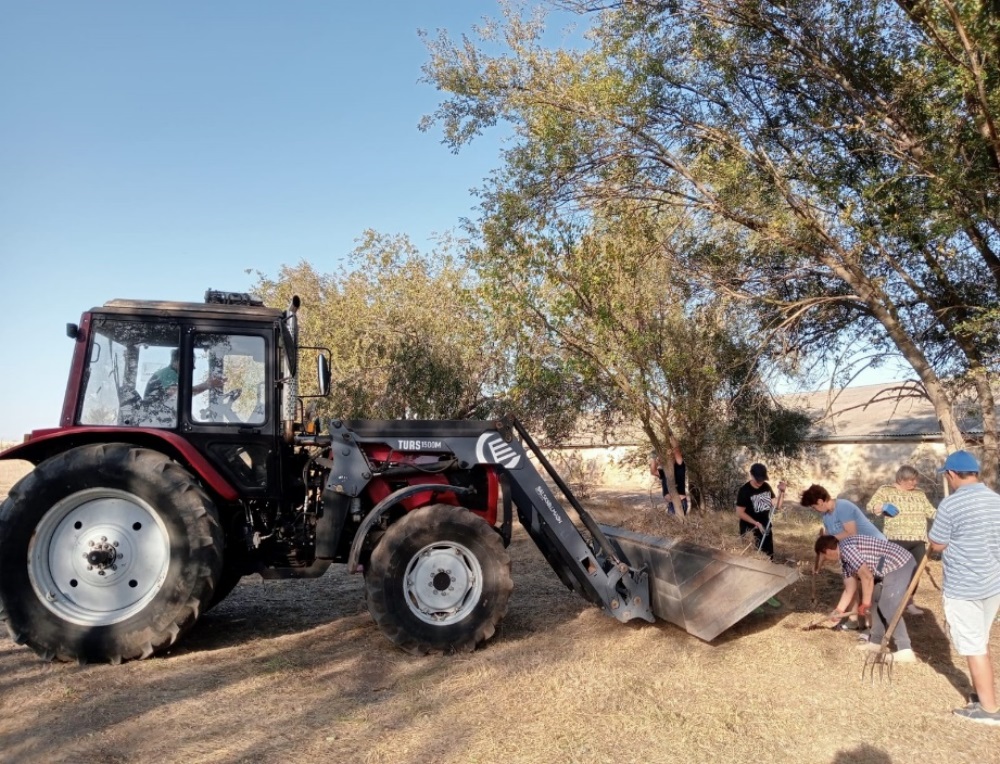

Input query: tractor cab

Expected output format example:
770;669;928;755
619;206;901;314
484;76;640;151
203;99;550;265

60;290;298;496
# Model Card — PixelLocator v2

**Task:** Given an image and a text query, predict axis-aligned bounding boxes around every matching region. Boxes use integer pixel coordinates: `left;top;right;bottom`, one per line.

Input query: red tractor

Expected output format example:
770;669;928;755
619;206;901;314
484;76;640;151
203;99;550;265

0;290;796;663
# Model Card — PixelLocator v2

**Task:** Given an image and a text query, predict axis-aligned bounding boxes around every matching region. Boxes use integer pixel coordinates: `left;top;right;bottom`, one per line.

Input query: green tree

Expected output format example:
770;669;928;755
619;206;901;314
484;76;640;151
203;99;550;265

472;197;809;508
423;0;1000;484
253;230;502;420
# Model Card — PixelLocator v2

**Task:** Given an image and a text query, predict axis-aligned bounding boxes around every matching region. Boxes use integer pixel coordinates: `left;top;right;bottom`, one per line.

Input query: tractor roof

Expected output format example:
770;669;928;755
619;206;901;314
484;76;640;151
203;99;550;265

96;298;284;322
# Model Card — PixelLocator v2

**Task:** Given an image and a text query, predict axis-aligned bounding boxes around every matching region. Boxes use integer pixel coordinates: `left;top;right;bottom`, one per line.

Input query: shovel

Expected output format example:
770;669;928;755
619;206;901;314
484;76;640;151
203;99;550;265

862;552;932;683
802;608;861;632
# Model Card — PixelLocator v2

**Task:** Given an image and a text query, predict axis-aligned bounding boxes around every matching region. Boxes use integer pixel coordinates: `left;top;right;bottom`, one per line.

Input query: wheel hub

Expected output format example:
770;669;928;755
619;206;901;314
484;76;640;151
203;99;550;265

403;542;483;625
85;543;118;569
28;489;171;626
68;525;140;584
432;570;452;591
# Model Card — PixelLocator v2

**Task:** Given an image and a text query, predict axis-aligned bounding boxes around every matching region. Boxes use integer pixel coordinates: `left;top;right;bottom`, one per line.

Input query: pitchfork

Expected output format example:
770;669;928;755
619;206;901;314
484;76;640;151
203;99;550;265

862;552;932;683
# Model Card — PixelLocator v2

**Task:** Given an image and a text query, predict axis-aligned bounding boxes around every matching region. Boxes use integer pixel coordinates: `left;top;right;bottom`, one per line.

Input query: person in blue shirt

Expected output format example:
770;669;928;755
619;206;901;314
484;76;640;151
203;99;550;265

929;450;1000;726
800;484;886;540
144;348;224;405
801;484;886;635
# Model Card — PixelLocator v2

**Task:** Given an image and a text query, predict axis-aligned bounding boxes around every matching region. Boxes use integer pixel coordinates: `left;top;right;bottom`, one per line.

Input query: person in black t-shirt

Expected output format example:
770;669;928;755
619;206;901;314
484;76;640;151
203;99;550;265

736;463;786;559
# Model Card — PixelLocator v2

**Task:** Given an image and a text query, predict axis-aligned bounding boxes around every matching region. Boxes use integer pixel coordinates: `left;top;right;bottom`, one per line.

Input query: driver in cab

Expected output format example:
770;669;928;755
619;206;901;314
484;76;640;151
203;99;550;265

144;349;225;410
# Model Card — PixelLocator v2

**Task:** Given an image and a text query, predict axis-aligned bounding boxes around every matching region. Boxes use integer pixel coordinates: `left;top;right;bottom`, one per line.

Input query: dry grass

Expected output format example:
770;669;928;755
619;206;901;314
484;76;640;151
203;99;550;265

611;494;777;560
0;491;997;763
0;440;30;500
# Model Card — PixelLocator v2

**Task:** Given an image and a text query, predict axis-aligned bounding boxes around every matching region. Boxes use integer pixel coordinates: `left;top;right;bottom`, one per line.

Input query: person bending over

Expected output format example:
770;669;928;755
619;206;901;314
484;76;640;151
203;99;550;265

814;534;917;663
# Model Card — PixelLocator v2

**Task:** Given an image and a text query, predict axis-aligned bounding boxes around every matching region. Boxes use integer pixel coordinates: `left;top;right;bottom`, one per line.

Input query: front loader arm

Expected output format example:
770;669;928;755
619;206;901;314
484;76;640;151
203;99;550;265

497;418;654;623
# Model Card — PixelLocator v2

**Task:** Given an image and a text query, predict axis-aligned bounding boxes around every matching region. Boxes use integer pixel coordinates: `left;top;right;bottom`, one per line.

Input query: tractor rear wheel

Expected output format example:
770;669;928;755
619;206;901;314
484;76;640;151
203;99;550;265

0;443;223;663
204;561;245;611
365;504;513;655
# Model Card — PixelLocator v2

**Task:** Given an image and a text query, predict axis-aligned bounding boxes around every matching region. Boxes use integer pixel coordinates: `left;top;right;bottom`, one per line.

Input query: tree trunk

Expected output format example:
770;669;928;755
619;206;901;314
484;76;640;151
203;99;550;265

972;371;999;489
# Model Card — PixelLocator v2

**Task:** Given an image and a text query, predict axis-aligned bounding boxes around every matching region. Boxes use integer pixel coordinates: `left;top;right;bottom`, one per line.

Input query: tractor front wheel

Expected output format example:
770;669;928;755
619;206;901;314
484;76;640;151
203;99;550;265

365;504;512;655
0;444;223;663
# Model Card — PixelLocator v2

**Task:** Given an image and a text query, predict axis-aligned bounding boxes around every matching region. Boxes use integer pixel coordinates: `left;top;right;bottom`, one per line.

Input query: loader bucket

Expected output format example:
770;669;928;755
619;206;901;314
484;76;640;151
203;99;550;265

599;524;800;642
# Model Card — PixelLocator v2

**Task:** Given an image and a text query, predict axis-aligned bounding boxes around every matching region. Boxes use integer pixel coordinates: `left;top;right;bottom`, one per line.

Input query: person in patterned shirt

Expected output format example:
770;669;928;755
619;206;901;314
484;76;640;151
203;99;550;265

814;533;917;663
801;484;885;634
867;465;936;615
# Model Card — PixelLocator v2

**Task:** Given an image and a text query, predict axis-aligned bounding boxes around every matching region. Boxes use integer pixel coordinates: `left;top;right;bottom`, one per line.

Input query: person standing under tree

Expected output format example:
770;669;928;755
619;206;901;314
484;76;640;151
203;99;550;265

649;436;688;515
736;463;785;560
928;450;1000;725
867;465;937;615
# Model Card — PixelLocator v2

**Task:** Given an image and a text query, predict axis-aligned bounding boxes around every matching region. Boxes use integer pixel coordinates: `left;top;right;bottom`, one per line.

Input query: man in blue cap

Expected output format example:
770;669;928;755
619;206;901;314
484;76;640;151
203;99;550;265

929;450;1000;725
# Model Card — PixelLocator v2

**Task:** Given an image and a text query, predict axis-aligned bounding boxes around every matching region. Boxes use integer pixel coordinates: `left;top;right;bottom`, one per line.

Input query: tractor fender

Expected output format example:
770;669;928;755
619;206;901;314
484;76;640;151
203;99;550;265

347;482;475;574
0;427;240;503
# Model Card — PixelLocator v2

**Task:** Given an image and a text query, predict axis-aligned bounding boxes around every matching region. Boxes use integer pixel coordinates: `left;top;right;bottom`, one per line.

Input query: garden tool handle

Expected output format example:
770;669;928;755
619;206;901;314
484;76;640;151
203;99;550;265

802;608;861;630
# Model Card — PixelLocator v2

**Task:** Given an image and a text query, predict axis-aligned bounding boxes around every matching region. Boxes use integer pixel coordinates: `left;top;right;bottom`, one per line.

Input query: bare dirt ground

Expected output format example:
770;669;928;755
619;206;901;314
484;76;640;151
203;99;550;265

1;484;998;763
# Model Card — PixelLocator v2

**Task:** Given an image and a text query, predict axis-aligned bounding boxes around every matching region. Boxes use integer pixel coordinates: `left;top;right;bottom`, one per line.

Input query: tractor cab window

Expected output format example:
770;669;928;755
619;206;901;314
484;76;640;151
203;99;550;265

191;334;266;425
78;319;181;429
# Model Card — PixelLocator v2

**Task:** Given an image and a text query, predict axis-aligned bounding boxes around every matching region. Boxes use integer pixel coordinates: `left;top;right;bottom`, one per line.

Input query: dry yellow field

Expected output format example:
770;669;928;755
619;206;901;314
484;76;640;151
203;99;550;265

0;487;997;763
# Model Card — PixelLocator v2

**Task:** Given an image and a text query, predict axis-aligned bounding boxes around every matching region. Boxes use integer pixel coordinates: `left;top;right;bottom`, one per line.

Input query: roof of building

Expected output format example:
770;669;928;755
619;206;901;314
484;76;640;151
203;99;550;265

779;380;990;442
549;380;993;448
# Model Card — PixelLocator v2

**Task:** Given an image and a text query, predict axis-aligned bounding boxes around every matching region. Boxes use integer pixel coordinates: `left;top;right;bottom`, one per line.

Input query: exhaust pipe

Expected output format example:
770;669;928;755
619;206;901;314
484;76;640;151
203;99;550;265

281;296;301;443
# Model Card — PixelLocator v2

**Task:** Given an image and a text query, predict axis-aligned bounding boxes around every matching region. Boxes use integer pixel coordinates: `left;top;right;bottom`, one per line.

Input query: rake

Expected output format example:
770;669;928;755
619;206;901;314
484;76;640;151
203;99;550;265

861;552;932;683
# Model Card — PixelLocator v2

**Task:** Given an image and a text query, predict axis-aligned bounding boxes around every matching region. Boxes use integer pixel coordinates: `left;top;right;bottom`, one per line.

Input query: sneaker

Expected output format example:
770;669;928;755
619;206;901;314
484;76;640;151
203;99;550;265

905;604;924;616
953;703;1000;725
965;693;981;710
893;648;917;663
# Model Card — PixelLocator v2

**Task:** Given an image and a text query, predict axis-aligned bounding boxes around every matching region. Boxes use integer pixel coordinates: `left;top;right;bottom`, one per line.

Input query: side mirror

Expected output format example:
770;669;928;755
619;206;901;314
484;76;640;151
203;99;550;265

317;353;331;397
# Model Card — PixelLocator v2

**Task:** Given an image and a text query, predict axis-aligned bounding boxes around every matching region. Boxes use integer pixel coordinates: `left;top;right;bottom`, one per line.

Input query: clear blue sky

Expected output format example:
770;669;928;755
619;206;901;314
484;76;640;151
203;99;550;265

0;1;908;442
0;1;531;440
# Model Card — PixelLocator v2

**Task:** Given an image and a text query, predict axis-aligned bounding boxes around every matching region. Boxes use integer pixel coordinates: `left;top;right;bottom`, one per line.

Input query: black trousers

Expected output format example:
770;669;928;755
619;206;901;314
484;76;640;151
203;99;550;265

740;518;774;559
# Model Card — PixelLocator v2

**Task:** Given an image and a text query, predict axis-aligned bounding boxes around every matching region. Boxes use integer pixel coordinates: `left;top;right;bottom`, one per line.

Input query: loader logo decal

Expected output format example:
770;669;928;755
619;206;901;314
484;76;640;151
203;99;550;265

475;433;521;469
396;439;444;451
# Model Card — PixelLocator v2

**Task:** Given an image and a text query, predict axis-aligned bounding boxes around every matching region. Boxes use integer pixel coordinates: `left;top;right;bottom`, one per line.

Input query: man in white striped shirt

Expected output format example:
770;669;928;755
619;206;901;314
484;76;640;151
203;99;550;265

929;450;1000;725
